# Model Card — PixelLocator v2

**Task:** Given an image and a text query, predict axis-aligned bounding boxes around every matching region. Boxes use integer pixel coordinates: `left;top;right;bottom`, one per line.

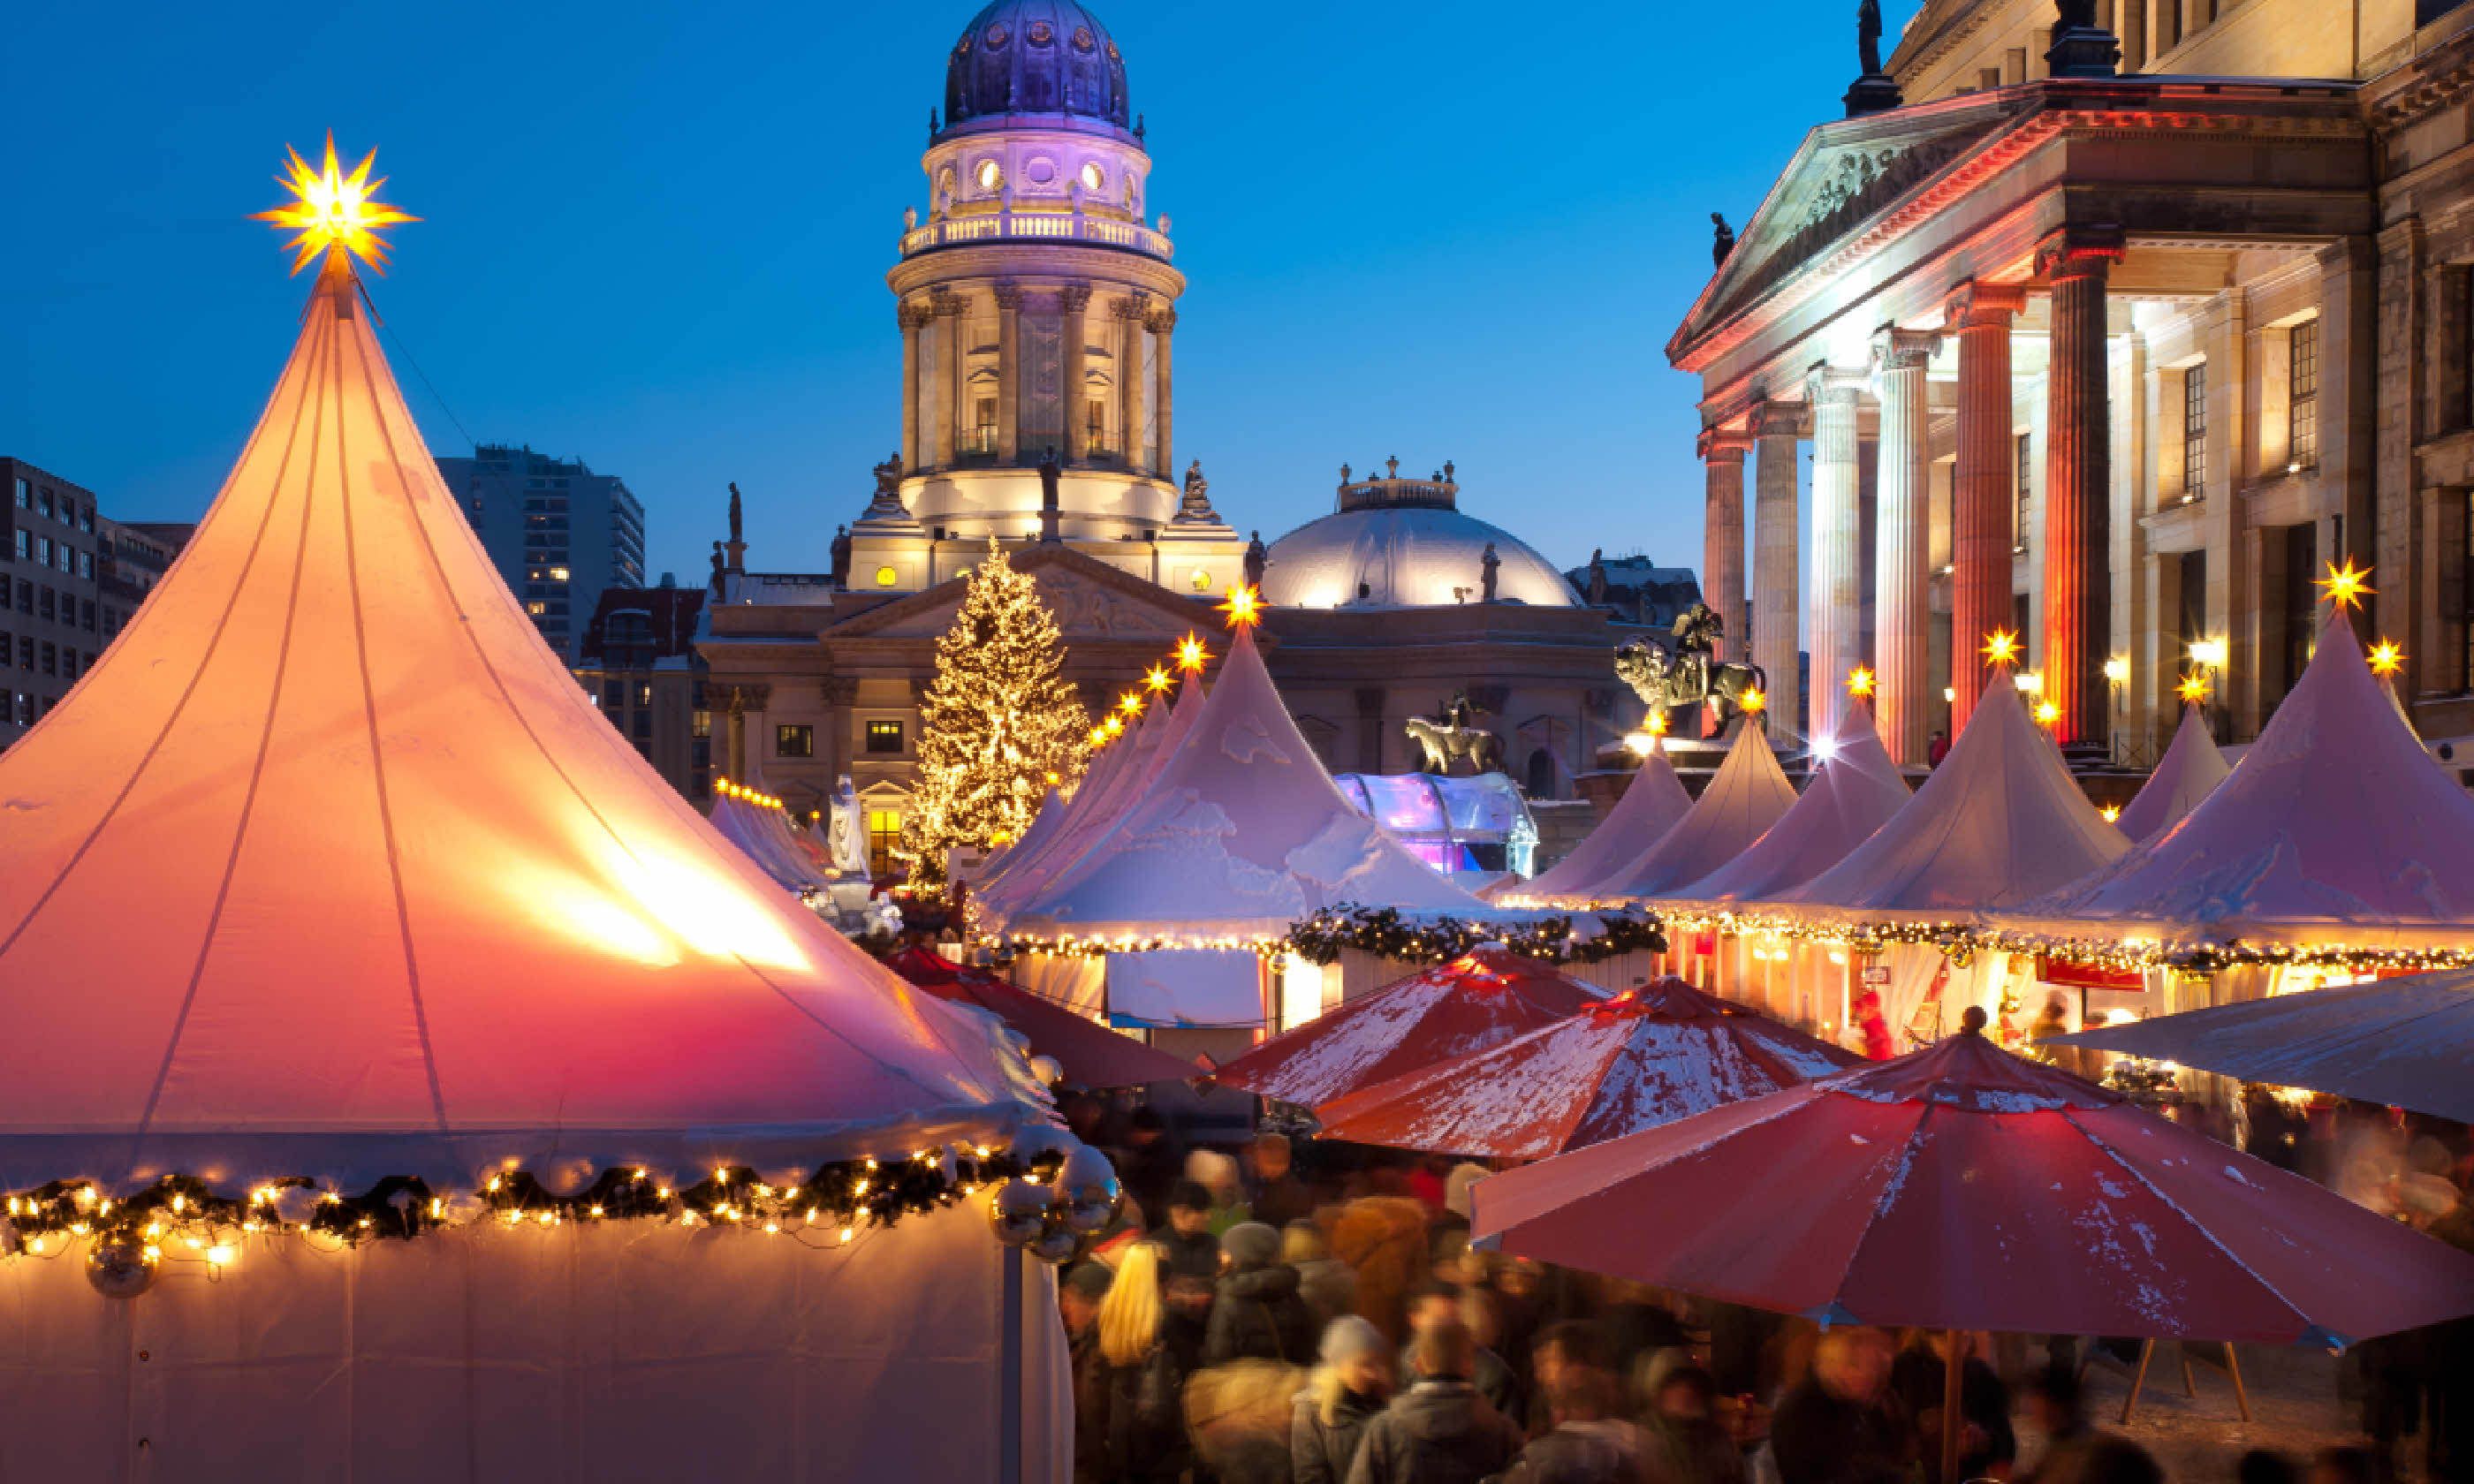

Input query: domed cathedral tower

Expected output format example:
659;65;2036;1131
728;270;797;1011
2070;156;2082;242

850;0;1247;599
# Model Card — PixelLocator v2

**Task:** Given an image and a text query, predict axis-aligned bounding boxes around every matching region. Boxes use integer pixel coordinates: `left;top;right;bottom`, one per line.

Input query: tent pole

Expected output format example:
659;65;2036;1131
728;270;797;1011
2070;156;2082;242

1001;1246;1024;1484
1941;1329;1965;1484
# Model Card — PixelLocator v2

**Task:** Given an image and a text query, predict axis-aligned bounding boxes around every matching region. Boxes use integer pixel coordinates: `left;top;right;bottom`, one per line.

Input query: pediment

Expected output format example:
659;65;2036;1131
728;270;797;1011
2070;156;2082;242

823;544;1217;646
1673;97;2015;360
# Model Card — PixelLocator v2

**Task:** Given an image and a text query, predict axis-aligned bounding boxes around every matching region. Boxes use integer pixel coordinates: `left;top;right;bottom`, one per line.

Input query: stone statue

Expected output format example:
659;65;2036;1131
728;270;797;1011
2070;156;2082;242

710;541;726;594
1403;692;1506;776
1711;213;1736;269
1616;602;1766;728
864;452;907;519
903;205;918;231
1037;447;1062;515
829;774;869;875
1586;549;1609;605
1480;541;1500;603
727;481;744;549
830;524;853;586
1857;0;1885;76
1243;530;1267;588
928;108;939;140
1179;459;1217;521
2055;0;2098;27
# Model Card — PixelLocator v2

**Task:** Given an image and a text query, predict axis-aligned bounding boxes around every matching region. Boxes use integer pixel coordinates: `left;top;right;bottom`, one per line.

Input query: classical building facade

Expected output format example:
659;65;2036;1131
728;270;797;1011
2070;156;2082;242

1683;0;2474;768
698;1;1656;844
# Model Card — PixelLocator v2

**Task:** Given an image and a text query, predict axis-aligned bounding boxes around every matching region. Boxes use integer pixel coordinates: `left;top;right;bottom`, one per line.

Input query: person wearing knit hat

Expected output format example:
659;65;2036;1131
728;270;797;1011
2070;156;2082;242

1205;1221;1317;1367
1294;1316;1393;1484
1152;1178;1223;1282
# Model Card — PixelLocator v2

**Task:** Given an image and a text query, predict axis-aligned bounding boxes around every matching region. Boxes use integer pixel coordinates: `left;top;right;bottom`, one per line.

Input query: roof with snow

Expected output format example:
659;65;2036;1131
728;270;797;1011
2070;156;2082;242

2113;703;2231;844
1581;720;1799;903
1519;740;1693;900
1659;700;1910;911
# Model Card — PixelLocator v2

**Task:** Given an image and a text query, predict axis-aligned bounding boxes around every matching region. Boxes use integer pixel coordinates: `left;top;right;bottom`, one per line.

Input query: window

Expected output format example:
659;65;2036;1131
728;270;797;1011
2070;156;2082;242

79;505;93;534
11;480;26;510
37;588;53;623
13;581;27;616
80;600;94;633
692;709;712;738
631;709;652;740
2014;433;2033;552
35;488;51;519
777;723;815;758
79;551;92;579
601;680;623;708
2289;320;2319;472
2182;364;2208;500
2282;522;2318;700
869;808;902;876
59;651;75;683
866;720;904;753
12;693;25;725
15;636;28;670
634;683;653;708
40;642;55;677
550;566;570;581
525;600;547;616
11;531;23;560
34;538;50;569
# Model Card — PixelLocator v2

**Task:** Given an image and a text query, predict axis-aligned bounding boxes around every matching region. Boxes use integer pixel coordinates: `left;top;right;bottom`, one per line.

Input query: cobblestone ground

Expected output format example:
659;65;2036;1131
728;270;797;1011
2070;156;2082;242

2012;1344;2408;1483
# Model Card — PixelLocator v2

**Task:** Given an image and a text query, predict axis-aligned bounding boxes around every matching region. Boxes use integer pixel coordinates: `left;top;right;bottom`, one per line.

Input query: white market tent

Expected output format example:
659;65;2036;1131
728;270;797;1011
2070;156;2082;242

2114;702;2231;844
1518;737;1693;900
976;672;1199;920
1661;699;1911;909
711;782;836;892
1984;610;2474;967
0;252;1066;1480
1580;718;1798;904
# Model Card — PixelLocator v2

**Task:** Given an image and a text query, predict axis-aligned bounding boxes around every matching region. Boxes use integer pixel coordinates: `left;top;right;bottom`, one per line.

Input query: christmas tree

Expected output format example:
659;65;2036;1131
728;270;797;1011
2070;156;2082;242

897;543;1092;894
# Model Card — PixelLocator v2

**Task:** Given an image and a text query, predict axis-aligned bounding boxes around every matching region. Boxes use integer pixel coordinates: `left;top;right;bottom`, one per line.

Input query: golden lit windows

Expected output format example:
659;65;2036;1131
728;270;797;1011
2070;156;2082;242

525;601;547;616
975;159;1003;191
550;566;570;581
866;720;905;753
1189;568;1211;592
875;565;899;587
1080;161;1105;193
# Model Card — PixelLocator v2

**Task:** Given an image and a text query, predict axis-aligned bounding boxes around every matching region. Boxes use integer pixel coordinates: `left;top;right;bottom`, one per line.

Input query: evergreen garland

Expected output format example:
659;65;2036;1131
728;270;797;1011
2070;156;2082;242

1285;904;1666;966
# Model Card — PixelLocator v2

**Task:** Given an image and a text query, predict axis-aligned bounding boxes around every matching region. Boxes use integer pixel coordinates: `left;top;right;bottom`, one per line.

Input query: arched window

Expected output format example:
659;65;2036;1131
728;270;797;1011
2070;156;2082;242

1525;747;1555;799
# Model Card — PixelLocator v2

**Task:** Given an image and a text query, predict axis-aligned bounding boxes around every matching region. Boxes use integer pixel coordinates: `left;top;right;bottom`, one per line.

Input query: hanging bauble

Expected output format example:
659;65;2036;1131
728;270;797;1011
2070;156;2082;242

1027;1212;1083;1264
990;1180;1050;1247
86;1239;157;1298
1052;1144;1121;1235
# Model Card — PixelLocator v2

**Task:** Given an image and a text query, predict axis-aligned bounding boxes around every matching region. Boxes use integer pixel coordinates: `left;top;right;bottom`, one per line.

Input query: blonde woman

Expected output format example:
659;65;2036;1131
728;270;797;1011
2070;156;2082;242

1094;1241;1188;1484
1291;1314;1392;1484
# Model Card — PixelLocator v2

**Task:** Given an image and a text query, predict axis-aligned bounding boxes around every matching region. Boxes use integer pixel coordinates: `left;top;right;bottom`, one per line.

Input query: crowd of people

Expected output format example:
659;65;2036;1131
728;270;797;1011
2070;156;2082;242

1053;1091;2474;1484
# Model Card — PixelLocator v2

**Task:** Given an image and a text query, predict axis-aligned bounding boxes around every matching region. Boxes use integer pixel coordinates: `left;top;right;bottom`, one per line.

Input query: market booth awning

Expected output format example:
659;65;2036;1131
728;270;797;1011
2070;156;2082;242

1472;1011;2474;1344
2114;702;2230;844
1518;736;1693;900
1317;974;1858;1159
1980;610;2474;965
1578;718;1798;904
885;947;1203;1088
1659;700;1910;912
2050;972;2474;1123
1212;945;1603;1107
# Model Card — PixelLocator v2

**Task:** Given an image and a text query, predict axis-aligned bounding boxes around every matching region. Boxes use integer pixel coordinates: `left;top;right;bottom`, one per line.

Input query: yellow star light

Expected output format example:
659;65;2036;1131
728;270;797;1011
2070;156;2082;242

1740;689;1767;715
2035;699;2060;726
1848;667;1875;698
2175;672;2212;706
2315;558;2373;611
2100;805;2121;823
1219;585;1263;630
1174;632;1210;674
252;133;418;276
1102;715;1124;739
1117;692;1144;717
1645;710;1670;736
1087;725;1109;747
2369;638;2405;677
1143;666;1174;694
1982;629;2021;667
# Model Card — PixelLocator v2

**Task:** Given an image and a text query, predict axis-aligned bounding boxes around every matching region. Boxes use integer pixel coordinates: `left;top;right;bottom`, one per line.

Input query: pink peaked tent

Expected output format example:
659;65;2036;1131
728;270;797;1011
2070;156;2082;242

994;615;1504;940
0;251;1068;1480
978;673;1201;920
1518;738;1693;900
1991;611;2474;957
1660;700;1910;909
1582;720;1798;904
2113;702;2230;844
0;256;1039;1190
1768;675;2127;921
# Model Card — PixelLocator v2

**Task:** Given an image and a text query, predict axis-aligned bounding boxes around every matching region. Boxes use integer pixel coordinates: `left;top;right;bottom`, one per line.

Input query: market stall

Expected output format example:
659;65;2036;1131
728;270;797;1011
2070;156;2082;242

1516;734;1693;900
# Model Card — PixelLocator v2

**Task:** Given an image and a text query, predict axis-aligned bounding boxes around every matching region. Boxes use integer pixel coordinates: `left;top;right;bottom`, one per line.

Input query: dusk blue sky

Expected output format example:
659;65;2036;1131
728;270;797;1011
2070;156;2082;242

0;1;1910;584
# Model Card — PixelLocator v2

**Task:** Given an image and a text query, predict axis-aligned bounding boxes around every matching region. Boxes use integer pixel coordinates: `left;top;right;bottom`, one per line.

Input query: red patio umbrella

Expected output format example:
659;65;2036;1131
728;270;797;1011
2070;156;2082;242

1473;1007;2474;1483
884;948;1202;1089
1212;946;1604;1108
1319;976;1861;1159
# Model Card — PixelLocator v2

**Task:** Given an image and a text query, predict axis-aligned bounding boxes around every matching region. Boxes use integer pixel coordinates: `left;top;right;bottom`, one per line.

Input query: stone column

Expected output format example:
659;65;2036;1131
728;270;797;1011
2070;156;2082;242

2038;226;2125;751
1697;428;1751;663
1871;326;1939;766
928;292;959;469
1943;280;2028;732
1115;299;1145;470
944;292;973;460
1059;284;1092;462
1749;399;1808;731
1150;307;1177;475
1806;366;1869;743
899;302;931;473
995;281;1022;464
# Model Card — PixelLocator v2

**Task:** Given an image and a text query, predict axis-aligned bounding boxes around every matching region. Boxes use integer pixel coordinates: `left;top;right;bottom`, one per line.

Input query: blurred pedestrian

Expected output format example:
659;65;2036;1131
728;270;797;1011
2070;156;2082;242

1889;1330;2012;1481
1154;1178;1223;1281
1190;1147;1252;1235
1294;1315;1393;1484
1250;1132;1317;1230
1286;1219;1360;1334
1347;1316;1525;1484
1208;1221;1318;1367
1769;1328;1907;1484
1060;1261;1114;1484
2016;1367;2104;1484
1398;1282;1519;1420
1332;1188;1431;1343
1640;1362;1745;1484
1495;1366;1640;1484
1115;1105;1184;1222
1093;1243;1189;1484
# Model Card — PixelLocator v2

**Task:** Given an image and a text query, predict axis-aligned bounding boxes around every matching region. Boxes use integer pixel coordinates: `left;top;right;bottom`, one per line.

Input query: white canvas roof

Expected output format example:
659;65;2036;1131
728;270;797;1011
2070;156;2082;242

977;672;1201;918
1768;674;2128;922
1660;699;1911;909
1989;612;2474;953
1588;719;1798;902
1519;739;1693;900
2114;702;2230;844
996;614;1503;940
0;260;1032;1195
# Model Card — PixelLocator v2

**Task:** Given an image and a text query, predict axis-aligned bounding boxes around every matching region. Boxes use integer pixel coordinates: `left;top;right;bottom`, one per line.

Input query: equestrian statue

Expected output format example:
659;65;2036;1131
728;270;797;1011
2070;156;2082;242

1403;691;1506;776
1614;602;1768;729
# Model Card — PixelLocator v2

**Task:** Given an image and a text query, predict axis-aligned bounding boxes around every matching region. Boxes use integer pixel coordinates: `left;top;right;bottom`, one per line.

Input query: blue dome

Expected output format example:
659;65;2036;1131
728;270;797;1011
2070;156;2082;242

942;1;1135;143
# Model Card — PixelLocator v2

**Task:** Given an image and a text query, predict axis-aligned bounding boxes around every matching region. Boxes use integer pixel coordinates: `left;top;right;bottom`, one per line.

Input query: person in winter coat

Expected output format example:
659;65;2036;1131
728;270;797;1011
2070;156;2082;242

1769;1328;1909;1484
1294;1315;1393;1484
1153;1178;1225;1282
1207;1221;1319;1366
1887;1330;2013;1481
1249;1132;1317;1231
1092;1243;1188;1484
1495;1367;1642;1484
1638;1360;1745;1484
1061;1261;1115;1484
1287;1219;1360;1334
1396;1283;1521;1421
1347;1317;1525;1484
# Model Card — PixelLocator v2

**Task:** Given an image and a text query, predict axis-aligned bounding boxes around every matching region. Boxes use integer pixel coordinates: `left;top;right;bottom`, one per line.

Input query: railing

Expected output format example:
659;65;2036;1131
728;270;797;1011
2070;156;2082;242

956;426;999;458
899;209;1173;261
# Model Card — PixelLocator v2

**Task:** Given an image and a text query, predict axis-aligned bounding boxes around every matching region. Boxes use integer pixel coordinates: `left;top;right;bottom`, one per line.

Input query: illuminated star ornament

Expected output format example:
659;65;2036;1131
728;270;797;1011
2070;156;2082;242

1219;585;1263;630
1174;632;1210;674
2370;639;2405;677
1982;629;2021;667
2034;699;2060;727
1847;667;1875;698
2315;558;2373;611
1116;692;1144;717
1740;688;1767;715
252;132;419;275
2175;672;2212;706
1645;710;1670;736
1143;665;1173;694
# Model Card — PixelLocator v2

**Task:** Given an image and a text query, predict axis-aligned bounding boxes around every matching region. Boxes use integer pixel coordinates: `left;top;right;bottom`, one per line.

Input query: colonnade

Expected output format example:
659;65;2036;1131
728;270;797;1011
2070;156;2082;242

896;284;1176;477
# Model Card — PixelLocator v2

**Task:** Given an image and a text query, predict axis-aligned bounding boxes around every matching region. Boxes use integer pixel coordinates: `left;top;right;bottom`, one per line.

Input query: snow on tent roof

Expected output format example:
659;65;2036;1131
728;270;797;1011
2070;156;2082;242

977;671;1203;920
2113;702;2230;844
1768;673;2127;921
1585;719;1798;903
1659;699;1910;910
1987;611;2474;955
1520;738;1693;901
994;617;1505;940
0;259;1031;1196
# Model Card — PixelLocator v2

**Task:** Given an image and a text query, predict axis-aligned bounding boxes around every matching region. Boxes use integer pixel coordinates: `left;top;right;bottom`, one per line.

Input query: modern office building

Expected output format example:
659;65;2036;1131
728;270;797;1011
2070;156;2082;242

574;575;712;803
434;443;647;661
1;459;109;748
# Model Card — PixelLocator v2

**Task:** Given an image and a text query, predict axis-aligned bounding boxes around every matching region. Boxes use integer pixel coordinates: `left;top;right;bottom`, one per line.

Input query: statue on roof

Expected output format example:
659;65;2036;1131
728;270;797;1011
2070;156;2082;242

1857;0;1885;77
1711;213;1735;270
727;481;743;548
710;541;726;594
830;524;853;587
1480;541;1500;603
1178;458;1218;523
1587;549;1609;606
863;452;907;519
2055;0;2099;27
1244;531;1267;589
